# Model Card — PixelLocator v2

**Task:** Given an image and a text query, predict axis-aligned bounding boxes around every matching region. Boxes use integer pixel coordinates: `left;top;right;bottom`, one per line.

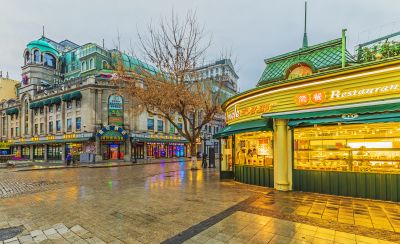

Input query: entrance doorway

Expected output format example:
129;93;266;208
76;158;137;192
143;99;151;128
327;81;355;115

102;143;124;160
109;144;120;160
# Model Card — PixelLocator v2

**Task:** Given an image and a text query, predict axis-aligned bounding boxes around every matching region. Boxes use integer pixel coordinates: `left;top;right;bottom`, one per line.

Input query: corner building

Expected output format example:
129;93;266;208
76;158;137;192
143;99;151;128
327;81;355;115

0;36;188;162
216;33;400;201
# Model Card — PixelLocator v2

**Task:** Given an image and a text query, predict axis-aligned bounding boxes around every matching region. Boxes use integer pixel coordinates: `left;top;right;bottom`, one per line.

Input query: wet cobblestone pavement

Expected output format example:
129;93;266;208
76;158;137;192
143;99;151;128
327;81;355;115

0;162;400;243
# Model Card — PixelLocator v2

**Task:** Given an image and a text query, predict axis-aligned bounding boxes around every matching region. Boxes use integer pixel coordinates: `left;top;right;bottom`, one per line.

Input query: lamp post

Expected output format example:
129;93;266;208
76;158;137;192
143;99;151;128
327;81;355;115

202;133;210;168
133;138;138;164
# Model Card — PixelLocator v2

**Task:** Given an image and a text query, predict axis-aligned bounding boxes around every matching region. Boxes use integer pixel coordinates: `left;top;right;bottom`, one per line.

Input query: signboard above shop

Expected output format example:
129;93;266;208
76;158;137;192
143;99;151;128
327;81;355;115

225;62;400;124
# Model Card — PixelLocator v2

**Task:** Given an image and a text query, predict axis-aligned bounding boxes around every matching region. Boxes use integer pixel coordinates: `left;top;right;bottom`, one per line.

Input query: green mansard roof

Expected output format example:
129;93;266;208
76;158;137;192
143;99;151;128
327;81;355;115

257;38;355;86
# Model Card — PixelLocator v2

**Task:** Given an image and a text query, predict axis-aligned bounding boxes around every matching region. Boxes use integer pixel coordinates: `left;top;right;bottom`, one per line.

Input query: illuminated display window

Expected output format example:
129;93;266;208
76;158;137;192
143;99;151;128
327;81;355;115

294;122;400;173
235;131;273;167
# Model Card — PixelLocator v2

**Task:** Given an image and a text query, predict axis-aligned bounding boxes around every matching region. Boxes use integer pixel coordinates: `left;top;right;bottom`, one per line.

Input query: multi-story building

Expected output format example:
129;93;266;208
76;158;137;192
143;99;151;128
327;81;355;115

0;72;18;101
0;36;188;162
191;59;239;156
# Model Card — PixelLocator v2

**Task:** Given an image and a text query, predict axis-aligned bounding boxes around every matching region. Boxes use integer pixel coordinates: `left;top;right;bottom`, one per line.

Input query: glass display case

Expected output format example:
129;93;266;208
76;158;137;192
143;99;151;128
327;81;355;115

235;131;273;167
294;122;400;173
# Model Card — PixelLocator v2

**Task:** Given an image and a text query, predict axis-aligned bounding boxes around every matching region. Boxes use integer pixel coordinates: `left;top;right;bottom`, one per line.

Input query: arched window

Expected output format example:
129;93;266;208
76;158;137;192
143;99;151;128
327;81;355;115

102;60;108;69
89;58;94;69
24;100;29;135
44;53;56;68
33;50;40;63
82;61;87;71
25;51;30;65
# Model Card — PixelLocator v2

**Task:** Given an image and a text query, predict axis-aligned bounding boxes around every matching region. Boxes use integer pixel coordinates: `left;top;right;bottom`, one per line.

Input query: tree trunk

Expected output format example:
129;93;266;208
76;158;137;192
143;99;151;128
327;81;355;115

190;141;198;170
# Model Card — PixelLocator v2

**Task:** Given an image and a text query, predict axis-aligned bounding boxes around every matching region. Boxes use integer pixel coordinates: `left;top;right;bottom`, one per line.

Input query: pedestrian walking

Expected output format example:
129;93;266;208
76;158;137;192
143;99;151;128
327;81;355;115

66;153;72;166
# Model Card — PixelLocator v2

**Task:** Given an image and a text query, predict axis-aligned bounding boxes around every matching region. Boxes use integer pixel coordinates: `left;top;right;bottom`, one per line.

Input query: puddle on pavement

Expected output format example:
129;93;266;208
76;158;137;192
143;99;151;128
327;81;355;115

0;226;24;241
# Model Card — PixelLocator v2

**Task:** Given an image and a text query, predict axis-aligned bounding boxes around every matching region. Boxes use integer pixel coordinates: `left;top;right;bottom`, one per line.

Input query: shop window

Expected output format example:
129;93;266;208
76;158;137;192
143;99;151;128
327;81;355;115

67;119;72;131
235;131;273;167
49;121;53;133
76;99;81;108
147;118;154;131
76;117;81;130
221;137;233;171
56;120;61;132
294;122;400;173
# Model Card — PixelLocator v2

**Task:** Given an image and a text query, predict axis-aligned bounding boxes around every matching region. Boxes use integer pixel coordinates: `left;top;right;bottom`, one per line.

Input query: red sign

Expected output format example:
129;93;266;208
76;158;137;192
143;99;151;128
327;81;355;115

295;94;310;105
311;91;326;104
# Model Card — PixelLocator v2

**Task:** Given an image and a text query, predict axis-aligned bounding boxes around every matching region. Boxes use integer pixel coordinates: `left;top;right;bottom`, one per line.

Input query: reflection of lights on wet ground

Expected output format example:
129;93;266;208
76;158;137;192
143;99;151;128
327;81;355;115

108;180;113;189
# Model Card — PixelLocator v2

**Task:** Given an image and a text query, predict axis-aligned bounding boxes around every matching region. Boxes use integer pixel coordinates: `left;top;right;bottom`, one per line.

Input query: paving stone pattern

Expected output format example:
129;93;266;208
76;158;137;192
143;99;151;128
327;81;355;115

1;223;106;243
1;162;400;243
185;211;397;244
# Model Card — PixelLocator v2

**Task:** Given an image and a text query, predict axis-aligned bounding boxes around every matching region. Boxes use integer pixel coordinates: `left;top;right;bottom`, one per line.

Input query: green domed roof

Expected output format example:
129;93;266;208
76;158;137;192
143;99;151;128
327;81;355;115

27;39;59;57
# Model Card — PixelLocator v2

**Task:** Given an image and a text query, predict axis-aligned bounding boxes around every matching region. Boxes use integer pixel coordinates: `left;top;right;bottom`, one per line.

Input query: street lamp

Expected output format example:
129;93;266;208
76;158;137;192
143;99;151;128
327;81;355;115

202;133;211;168
133;138;138;164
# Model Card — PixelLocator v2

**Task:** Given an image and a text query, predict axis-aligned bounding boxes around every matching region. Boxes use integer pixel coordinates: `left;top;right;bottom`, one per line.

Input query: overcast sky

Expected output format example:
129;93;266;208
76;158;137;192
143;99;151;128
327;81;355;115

1;0;400;91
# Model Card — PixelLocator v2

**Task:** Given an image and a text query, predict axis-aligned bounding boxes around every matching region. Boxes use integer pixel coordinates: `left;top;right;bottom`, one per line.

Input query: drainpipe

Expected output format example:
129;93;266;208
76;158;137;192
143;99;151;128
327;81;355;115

342;28;347;68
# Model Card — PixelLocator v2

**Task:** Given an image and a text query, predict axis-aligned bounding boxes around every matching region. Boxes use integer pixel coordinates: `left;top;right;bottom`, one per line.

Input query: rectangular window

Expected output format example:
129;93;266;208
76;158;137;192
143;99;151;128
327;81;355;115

235;132;273;167
76;99;81;108
15;127;19;136
34;109;38;116
76;117;81;130
34;124;38;135
49;121;53;133
10;128;13;137
67;101;72;110
169;123;175;134
178;123;183;130
40;123;44;134
2;117;6;135
49;105;54;113
293;122;400;174
157;120;164;132
208;125;212;133
56;120;61;132
147;118;154;131
56;104;61;112
67;119;72;131
40;107;44;114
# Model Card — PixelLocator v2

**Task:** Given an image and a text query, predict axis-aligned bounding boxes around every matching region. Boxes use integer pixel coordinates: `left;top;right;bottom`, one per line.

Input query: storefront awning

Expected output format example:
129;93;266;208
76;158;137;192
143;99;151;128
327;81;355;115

213;119;272;139
288;112;400;127
263;99;400;120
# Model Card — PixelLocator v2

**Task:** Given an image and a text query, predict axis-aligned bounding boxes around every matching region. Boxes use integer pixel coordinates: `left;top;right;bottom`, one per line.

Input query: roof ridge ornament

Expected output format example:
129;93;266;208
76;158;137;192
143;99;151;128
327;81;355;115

302;1;309;48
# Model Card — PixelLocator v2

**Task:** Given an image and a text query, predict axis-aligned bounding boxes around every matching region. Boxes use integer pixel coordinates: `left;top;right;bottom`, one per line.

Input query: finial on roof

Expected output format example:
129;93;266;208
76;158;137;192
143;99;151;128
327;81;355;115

42;25;45;38
302;1;309;48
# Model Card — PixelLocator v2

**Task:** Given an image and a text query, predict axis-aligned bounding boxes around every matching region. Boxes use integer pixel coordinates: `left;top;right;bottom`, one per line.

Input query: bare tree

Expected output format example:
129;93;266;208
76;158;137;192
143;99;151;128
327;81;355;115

115;10;225;169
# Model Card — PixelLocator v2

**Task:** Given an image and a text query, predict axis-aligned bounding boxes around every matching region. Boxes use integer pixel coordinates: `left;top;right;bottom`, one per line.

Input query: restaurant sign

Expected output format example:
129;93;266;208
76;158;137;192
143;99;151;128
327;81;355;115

226;103;273;122
108;95;124;126
296;83;399;106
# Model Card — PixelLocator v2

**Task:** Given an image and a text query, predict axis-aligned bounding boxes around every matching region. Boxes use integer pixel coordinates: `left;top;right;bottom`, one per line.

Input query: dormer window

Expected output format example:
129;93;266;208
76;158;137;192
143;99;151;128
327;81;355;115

44;53;56;69
25;51;30;65
33;50;40;63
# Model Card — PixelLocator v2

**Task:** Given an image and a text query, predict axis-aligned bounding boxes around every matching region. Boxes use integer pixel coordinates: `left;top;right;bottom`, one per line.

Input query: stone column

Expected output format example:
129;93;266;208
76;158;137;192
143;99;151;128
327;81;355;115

44;144;48;162
95;136;102;162
61;143;66;161
273;119;290;191
125;139;132;161
144;143;147;159
29;145;34;161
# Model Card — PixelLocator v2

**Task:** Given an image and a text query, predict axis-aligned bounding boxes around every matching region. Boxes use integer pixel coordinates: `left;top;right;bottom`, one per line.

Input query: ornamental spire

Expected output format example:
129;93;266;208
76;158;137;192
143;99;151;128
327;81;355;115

302;1;309;48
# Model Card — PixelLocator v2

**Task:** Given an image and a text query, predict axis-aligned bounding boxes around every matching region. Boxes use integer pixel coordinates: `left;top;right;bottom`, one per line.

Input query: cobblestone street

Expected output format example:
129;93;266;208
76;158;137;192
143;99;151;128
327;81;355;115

0;162;399;243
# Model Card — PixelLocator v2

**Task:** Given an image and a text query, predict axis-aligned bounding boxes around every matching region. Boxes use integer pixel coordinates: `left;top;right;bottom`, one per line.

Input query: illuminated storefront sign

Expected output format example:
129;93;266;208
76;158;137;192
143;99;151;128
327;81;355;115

226;103;273;122
108;95;124;126
96;125;129;141
296;83;400;106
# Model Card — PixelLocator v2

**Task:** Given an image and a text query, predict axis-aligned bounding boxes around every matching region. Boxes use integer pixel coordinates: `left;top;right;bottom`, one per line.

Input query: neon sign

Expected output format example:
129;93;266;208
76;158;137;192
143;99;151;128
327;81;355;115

226;103;273;122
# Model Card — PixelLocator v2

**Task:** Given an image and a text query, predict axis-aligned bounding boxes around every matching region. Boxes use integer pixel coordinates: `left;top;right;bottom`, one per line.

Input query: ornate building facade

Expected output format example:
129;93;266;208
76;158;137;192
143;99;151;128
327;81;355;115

0;36;188;162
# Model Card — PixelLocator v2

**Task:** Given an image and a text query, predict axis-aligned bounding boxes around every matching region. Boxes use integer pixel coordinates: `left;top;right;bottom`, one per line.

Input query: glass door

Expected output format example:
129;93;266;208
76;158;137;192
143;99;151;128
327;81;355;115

220;136;234;179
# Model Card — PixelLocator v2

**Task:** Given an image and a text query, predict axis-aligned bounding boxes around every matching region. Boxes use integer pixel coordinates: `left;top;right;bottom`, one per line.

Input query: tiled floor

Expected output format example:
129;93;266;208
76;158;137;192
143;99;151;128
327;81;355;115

185;211;397;244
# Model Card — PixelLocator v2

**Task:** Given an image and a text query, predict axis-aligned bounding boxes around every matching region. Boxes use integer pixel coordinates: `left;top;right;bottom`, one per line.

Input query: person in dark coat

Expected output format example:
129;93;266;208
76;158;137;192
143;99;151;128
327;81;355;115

66;153;72;166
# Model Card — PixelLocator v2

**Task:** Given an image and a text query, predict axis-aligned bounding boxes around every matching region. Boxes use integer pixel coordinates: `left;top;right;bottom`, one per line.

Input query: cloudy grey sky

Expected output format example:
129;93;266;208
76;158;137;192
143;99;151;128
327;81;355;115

1;0;400;91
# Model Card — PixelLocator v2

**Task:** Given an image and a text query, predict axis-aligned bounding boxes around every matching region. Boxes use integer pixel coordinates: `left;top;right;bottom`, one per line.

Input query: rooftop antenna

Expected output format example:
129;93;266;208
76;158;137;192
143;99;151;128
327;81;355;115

42;25;45;38
102;38;105;49
302;1;309;48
